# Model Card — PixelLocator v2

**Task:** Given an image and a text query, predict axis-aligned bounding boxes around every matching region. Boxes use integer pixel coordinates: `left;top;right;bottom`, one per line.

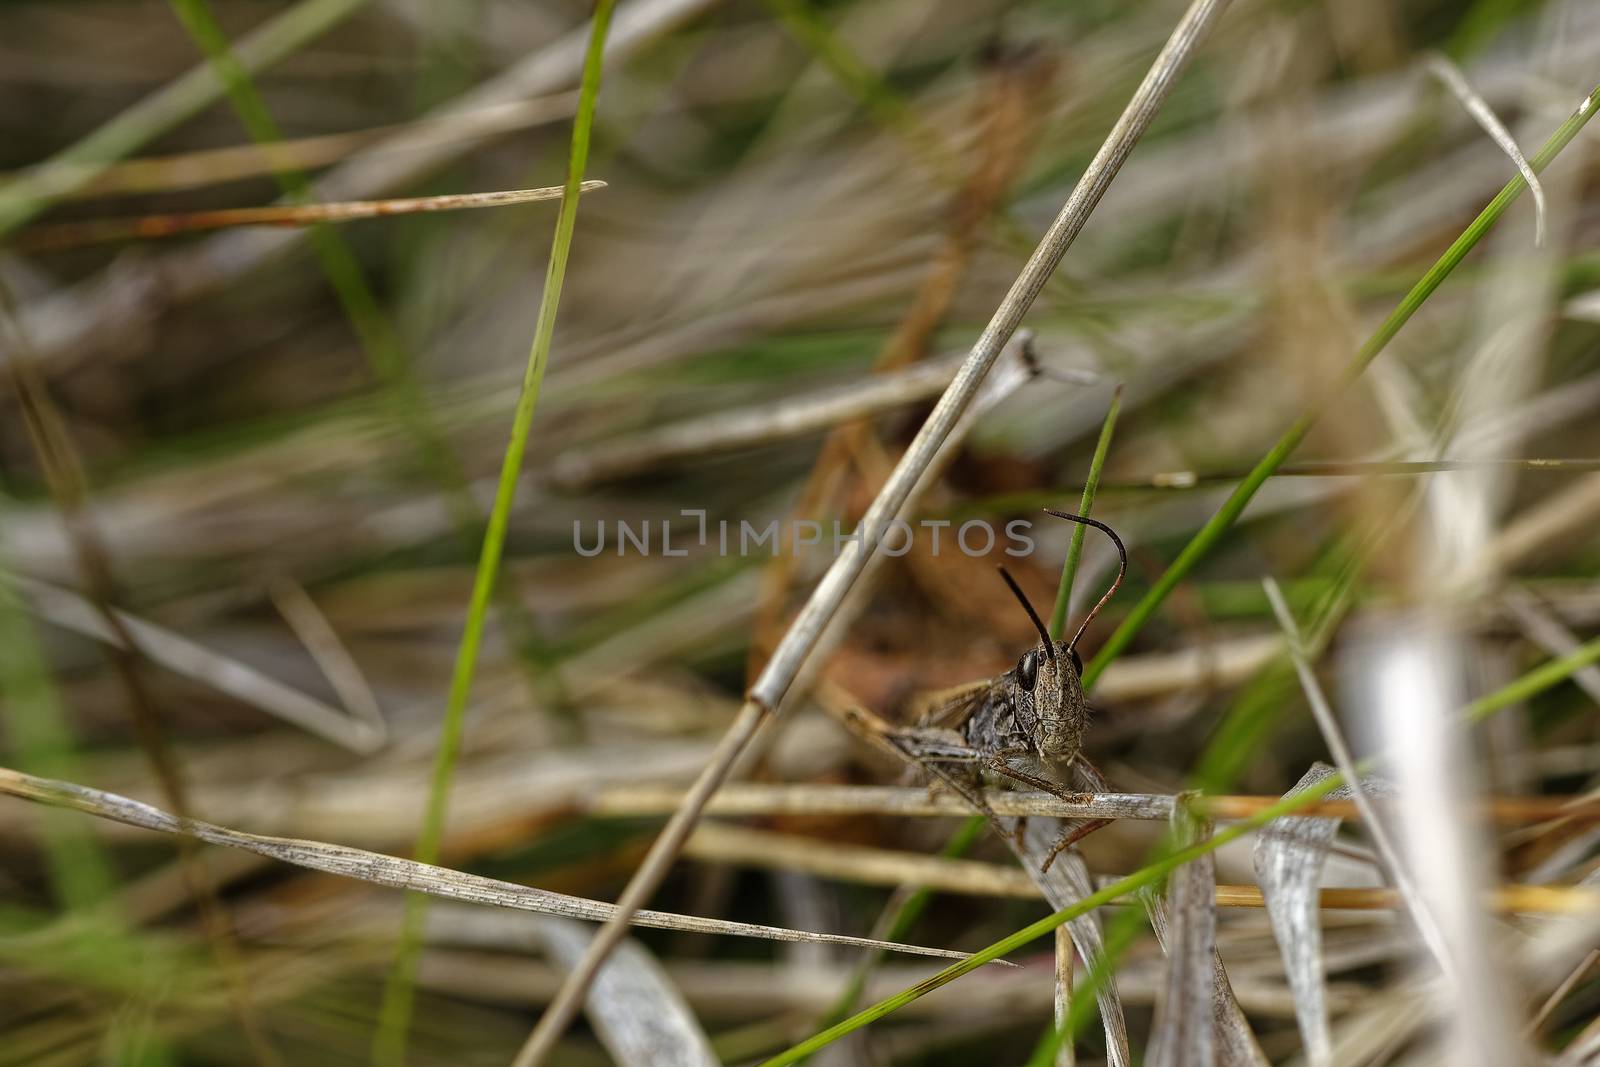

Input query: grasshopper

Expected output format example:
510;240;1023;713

883;509;1127;872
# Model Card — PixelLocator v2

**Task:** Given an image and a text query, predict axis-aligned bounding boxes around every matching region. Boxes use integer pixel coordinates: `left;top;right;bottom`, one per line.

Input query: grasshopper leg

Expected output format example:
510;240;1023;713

986;753;1112;873
884;732;1025;849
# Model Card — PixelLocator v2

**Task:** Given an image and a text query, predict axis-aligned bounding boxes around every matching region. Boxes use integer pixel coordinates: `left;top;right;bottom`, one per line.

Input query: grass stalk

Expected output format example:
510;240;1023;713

1032;903;1146;1067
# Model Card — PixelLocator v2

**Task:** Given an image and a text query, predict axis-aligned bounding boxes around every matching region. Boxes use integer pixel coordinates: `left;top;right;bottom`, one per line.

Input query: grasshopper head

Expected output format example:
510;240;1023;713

1004;639;1087;761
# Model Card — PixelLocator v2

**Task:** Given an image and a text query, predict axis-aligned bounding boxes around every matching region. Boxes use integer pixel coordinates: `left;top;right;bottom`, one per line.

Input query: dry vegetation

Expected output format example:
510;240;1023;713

2;1;1600;1065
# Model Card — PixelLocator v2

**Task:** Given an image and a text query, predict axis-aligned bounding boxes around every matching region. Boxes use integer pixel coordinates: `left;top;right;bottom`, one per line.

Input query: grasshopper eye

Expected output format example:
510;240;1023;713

1017;650;1039;692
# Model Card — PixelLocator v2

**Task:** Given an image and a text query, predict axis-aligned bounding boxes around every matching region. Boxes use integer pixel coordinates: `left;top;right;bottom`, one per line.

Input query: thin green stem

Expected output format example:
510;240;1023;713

1049;385;1123;640
370;3;616;1063
1083;81;1600;690
761;631;1600;1066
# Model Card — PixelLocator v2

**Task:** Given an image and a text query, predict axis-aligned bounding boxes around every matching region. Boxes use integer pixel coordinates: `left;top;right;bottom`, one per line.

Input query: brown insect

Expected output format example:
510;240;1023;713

884;509;1127;872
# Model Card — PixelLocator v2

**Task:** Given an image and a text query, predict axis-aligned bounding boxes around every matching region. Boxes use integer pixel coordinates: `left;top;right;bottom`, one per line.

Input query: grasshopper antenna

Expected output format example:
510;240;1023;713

1042;509;1128;656
997;566;1056;663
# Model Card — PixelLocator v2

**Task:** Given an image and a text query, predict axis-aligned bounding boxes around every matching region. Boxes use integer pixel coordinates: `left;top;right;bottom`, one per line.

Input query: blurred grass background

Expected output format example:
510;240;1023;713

2;0;1600;1064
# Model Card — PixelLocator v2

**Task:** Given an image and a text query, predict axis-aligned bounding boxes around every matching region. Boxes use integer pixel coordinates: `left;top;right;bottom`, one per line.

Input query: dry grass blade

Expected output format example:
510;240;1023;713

0;766;981;961
3;91;580;200
1211;884;1600;914
548;347;972;489
1068;751;1267;1067
588;782;1600;824
1250;763;1348;1067
1144;834;1265;1067
1054;926;1075;1067
684;821;1041;899
1094;633;1283;703
1426;53;1546;245
533;917;718;1067
266;576;386;740
0;0;369;235
1531;949;1600;1034
17;574;383;753
15;182;607;250
1350;618;1529;1064
518;3;1237;1057
1146;811;1217;1067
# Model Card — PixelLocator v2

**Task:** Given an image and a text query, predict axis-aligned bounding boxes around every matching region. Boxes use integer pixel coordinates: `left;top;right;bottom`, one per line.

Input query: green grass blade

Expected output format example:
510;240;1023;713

1083;82;1600;690
760;630;1600;1066
1049;385;1123;640
370;3;617;1062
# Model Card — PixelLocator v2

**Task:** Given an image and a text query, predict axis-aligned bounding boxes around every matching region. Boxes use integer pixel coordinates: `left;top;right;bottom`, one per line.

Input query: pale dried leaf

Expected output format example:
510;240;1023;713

1145;826;1268;1067
18;575;382;753
1252;762;1350;1066
536;917;718;1067
1147;812;1217;1067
